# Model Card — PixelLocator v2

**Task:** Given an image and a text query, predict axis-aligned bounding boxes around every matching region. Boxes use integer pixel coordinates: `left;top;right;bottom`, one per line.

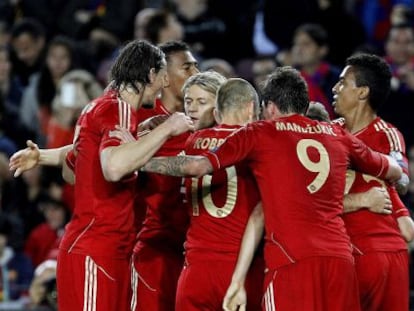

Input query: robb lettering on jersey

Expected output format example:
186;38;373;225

193;137;226;150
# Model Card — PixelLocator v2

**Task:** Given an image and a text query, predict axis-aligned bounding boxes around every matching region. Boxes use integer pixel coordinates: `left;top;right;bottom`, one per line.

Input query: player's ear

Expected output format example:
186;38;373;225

163;70;170;88
148;68;156;84
213;107;221;124
358;85;369;101
268;101;280;118
247;101;256;122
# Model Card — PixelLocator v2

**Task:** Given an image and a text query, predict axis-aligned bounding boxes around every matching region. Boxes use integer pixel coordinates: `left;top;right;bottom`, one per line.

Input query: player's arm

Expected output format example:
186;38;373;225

9;140;73;177
348;133;402;183
223;202;264;311
387;187;414;242
389;151;410;195
138;114;169;132
382;155;403;183
142;123;253;178
62;149;76;185
62;160;75;185
397;216;414;242
140;155;213;177
343;187;392;214
100;112;194;181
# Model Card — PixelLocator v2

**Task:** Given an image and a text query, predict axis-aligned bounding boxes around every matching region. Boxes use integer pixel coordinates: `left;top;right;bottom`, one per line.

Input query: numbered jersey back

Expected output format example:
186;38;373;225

205;115;373;268
183;124;260;261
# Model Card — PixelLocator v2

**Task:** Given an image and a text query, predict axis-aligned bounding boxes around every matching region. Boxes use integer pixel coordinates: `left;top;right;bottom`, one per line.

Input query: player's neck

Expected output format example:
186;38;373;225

220;116;247;126
119;88;142;110
343;105;376;134
161;91;184;113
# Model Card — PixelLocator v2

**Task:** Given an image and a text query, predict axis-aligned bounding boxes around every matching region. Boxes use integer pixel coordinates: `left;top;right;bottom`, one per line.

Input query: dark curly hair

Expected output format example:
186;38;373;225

109;40;165;93
345;53;392;111
261;66;309;114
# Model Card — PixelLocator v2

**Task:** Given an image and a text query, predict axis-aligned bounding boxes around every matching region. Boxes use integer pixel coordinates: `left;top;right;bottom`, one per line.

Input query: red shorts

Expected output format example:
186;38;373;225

131;244;184;311
263;256;361;311
175;255;264;311
355;250;409;311
57;250;131;311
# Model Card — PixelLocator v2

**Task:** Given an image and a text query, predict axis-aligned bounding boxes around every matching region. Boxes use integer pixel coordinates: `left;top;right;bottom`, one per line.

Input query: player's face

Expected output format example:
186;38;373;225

184;85;216;130
141;59;168;108
332;66;360;117
165;51;199;100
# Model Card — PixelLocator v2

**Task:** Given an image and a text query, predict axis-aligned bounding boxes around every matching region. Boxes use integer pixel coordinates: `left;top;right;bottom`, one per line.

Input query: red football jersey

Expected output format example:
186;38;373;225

183;124;261;262
60;90;138;258
134;98;190;252
342;117;408;253
136;97;172;124
204;114;390;269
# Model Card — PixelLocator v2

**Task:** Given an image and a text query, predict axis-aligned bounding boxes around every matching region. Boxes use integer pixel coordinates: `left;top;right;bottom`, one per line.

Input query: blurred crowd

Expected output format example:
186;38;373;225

0;0;414;309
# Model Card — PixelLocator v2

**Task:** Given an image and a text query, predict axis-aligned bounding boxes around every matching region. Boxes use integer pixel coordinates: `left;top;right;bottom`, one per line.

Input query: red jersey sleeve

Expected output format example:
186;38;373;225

389;186;410;218
203;124;256;170
376;122;408;175
346;131;389;180
92;98;137;152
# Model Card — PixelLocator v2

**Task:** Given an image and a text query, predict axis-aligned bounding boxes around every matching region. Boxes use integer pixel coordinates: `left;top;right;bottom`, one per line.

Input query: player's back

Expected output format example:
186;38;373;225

183;124;261;262
256;115;354;268
206;114;379;269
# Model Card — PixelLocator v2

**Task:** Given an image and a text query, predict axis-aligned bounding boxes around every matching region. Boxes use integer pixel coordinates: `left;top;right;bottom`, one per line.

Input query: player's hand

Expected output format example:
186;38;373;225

138;114;169;132
364;187;392;215
222;281;247;311
165;112;194;136
9;140;40;177
109;126;137;144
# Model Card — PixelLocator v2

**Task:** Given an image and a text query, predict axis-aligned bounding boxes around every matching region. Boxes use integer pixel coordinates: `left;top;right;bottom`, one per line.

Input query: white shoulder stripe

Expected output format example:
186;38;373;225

376;120;403;151
118;98;131;129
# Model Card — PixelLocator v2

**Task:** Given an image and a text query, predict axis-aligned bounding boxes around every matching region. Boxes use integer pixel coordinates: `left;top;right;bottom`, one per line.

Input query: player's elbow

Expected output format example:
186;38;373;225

401;227;414;243
62;166;75;185
398;216;414;243
100;147;134;182
102;164;128;182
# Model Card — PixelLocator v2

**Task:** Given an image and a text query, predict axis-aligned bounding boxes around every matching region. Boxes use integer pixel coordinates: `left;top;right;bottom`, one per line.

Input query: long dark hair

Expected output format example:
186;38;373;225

109;40;165;93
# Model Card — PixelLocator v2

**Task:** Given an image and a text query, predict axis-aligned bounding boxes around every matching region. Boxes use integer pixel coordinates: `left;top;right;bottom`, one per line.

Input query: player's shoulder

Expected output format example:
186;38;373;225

93;90;128;117
371;117;401;134
371;117;405;151
191;126;214;138
247;120;273;130
330;117;346;128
